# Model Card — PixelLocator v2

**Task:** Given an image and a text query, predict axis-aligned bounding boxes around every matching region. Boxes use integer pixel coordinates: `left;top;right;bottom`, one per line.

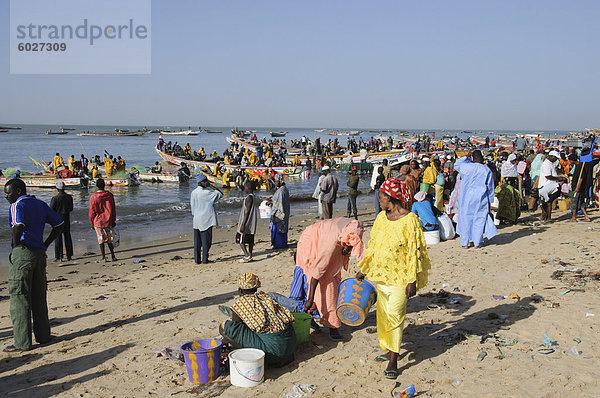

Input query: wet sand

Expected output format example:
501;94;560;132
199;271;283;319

0;205;599;397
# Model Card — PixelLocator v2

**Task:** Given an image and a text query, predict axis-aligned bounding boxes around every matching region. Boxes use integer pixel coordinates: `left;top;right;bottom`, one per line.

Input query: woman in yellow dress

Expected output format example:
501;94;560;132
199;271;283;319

356;177;431;379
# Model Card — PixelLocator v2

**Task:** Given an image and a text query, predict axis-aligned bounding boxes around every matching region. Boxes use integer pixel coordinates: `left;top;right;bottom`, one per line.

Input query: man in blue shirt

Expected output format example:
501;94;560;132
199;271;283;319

4;178;64;352
190;174;223;264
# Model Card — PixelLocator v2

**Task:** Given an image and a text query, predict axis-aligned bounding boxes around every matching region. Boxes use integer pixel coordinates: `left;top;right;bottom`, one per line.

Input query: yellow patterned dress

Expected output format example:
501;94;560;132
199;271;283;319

358;212;431;353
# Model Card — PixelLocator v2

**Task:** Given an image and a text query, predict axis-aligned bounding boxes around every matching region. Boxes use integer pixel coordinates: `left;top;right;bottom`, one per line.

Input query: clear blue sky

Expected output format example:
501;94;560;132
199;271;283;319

1;0;599;130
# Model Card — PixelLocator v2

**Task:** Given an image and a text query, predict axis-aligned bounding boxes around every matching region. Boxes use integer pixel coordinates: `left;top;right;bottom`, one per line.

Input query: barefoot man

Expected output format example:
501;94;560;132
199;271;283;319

89;178;117;262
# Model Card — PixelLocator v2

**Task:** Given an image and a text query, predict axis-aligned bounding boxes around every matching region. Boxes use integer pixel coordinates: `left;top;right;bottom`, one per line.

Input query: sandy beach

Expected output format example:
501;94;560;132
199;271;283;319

0;204;599;397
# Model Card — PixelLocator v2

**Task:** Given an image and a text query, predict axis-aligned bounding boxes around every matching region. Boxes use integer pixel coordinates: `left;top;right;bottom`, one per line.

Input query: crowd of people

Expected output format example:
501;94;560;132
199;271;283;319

3;177;119;352
4;132;599;384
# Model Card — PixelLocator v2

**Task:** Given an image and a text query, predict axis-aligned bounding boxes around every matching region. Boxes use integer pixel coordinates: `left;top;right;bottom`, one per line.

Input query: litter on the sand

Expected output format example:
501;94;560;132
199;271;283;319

508;293;520;300
57;261;78;267
543;333;556;347
560;289;571;295
95;295;108;300
155;343;184;361
573;338;582;344
537;348;555;355
492;295;506;300
449;378;462;387
285;384;317;398
557;266;579;272
477;351;487;361
586;313;595;317
567;346;581;357
498;338;518;347
133;259;146;263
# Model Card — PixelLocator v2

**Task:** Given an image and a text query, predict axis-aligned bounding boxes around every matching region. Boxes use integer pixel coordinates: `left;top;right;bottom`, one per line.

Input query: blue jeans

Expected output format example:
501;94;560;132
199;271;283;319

268;292;302;312
193;227;212;264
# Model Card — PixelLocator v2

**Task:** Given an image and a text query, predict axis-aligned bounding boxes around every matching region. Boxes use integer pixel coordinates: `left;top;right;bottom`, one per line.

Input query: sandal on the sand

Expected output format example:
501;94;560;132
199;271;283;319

375;355;390;362
3;345;28;353
218;305;232;317
384;369;399;379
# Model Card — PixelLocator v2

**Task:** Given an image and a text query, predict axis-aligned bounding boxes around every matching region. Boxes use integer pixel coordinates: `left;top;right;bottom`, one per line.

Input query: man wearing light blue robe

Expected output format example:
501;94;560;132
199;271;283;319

454;150;497;248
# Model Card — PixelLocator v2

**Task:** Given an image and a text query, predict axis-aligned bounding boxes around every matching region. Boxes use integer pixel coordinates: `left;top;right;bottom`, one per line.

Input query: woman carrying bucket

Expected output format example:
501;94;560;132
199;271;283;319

296;218;365;341
356;178;431;379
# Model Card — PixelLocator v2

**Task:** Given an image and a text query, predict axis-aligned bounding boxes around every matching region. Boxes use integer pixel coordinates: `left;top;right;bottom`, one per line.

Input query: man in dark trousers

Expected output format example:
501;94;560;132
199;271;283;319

4;178;64;352
346;166;359;220
50;181;74;262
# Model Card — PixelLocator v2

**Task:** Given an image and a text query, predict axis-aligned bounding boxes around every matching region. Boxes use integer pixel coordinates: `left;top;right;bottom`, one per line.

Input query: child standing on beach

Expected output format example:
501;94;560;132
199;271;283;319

236;181;258;262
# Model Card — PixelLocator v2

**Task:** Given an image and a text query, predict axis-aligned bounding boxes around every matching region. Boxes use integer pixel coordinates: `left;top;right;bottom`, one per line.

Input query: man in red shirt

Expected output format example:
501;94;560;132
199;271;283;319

89;178;117;262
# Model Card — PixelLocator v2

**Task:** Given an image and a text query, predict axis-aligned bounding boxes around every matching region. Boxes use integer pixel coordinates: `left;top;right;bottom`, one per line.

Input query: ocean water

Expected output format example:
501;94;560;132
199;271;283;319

0;124;572;267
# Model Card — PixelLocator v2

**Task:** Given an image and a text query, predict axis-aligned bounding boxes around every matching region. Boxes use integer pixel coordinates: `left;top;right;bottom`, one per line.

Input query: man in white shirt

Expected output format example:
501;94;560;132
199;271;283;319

537;150;566;222
190;174;223;264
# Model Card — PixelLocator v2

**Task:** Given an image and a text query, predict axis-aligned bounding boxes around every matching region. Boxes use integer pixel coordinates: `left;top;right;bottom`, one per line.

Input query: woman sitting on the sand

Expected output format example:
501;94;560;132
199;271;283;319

357;178;431;379
219;273;297;368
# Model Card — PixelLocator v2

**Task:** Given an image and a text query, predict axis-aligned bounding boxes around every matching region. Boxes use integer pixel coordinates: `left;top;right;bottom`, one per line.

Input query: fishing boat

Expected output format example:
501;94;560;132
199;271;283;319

0;129;9;133
155;147;303;176
327;131;360;136
0;176;87;189
160;130;199;136
60;127;76;130
226;136;303;155
204;129;223;134
0;126;22;130
270;131;287;137
78;131;145;137
0;175;135;188
137;172;180;183
46;129;69;135
314;128;327;132
196;169;270;190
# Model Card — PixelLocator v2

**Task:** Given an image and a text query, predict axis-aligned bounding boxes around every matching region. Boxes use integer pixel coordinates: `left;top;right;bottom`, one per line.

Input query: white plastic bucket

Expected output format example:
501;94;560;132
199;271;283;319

424;230;440;245
228;348;265;387
259;201;271;219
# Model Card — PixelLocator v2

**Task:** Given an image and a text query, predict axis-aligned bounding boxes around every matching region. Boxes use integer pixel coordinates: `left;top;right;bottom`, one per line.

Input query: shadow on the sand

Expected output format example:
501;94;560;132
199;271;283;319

117;241;191;255
353;291;477;334
0;344;132;397
266;327;340;381
127;245;194;258
485;226;548;246
0;310;106;341
396;295;537;374
51;291;236;343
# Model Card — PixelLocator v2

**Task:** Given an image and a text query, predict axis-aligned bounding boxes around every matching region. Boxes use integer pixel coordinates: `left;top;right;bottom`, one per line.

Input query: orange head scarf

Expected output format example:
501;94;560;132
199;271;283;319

338;220;365;262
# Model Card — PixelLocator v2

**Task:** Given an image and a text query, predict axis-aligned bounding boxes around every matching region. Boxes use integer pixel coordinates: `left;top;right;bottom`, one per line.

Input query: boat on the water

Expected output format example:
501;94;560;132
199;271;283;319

196;169;271;190
138;172;180;183
204;129;223;134
0;129;9;133
0;126;22;130
60;127;76;130
155;147;303;176
327;131;360;136
270;131;287;137
0;175;135;188
78;131;145;137
46;129;68;135
160;130;199;136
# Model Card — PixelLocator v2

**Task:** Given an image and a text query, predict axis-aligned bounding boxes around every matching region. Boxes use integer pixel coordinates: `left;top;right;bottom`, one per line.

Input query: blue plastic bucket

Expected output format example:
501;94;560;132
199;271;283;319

336;278;377;326
181;339;222;384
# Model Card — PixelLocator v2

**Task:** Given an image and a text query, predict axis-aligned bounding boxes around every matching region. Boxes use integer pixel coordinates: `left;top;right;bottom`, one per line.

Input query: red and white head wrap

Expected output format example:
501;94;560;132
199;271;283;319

379;177;412;207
